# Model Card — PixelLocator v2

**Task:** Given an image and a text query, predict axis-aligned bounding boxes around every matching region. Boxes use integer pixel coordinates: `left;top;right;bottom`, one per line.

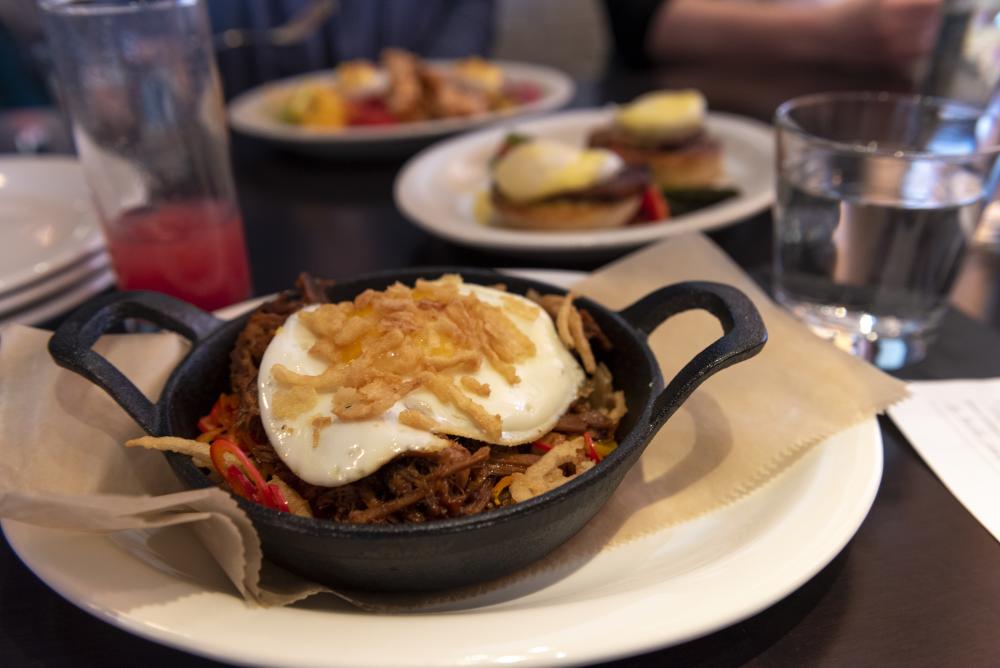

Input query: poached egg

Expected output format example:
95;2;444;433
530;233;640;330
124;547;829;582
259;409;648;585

616;89;706;142
493;139;624;203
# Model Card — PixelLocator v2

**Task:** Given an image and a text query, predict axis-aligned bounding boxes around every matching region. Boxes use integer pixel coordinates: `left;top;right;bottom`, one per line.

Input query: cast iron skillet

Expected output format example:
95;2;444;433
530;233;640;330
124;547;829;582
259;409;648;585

48;267;766;592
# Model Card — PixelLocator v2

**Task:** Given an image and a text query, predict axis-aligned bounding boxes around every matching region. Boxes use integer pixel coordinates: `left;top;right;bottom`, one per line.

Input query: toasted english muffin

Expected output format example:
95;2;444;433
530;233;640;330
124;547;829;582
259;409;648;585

491;192;642;230
589;129;723;190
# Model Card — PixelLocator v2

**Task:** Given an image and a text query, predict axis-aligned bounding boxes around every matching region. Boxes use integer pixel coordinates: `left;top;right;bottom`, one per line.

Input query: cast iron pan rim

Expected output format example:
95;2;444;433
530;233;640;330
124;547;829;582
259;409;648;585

165;267;664;538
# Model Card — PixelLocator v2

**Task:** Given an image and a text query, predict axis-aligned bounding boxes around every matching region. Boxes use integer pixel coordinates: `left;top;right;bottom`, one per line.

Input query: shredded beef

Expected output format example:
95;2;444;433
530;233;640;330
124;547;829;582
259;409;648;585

554;410;613;434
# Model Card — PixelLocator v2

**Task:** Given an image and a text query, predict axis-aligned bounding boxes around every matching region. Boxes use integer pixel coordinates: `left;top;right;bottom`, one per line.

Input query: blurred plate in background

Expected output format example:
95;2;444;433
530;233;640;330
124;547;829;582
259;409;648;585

0;156;114;327
227;60;574;158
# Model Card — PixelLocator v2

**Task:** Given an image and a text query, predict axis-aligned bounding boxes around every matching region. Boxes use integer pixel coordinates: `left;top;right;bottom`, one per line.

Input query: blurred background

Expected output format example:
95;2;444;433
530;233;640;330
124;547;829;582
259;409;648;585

5;0;1000;331
5;0;1000;142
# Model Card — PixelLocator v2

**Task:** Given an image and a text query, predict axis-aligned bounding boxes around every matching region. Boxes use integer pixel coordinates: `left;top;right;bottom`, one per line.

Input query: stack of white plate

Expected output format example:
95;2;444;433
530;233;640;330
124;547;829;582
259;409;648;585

0;156;116;329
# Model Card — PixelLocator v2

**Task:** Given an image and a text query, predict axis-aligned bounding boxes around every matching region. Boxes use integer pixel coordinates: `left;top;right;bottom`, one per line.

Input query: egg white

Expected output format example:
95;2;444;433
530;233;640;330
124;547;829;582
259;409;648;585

257;284;585;487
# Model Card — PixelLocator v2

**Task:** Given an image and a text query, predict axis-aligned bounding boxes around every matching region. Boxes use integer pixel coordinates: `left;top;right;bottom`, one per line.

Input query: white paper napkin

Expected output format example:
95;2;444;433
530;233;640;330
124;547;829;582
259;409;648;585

888;379;1000;543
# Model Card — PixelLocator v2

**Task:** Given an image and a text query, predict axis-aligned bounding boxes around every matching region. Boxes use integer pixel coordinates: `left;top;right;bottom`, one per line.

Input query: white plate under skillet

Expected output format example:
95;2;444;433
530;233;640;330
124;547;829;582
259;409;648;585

1;270;882;667
2;421;882;667
0;156;105;295
227;60;574;159
394;109;775;257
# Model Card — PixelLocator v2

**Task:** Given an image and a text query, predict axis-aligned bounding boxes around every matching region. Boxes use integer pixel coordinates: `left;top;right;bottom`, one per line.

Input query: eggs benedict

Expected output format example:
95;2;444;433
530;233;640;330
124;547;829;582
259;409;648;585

489;137;658;230
589;90;724;190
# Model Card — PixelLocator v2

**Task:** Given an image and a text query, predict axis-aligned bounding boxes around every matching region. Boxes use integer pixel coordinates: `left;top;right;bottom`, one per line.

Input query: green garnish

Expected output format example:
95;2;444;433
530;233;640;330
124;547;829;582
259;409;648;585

662;187;740;216
490;133;533;167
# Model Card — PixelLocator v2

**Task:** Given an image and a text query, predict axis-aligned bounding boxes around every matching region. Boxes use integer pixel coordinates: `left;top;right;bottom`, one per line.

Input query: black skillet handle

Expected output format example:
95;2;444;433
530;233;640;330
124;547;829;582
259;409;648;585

48;291;223;435
618;281;767;432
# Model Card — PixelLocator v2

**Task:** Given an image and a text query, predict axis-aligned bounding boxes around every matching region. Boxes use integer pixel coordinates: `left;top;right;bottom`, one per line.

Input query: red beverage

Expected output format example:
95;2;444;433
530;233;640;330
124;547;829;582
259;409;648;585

104;200;252;311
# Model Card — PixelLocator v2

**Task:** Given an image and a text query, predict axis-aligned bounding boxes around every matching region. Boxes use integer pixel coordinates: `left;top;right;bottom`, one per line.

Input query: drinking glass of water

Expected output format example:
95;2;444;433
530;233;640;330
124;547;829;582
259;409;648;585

40;0;252;311
773;92;1000;369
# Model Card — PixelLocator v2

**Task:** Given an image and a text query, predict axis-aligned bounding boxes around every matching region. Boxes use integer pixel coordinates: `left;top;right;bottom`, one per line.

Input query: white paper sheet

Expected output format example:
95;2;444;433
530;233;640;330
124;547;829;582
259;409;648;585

888;379;1000;543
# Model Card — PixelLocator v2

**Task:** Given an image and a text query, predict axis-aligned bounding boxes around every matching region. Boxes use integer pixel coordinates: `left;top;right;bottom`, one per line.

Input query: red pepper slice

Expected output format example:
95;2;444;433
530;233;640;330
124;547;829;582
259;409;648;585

198;396;230;433
638;186;669;222
348;99;396;126
583;431;601;463
209;439;288;512
532;440;553;453
266;483;291;513
211;439;268;493
225;464;257;501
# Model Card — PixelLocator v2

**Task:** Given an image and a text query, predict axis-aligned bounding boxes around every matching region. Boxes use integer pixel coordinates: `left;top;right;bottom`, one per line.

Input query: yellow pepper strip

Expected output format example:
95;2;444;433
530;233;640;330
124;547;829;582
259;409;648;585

196;427;223;443
492;474;516;506
594;439;617;459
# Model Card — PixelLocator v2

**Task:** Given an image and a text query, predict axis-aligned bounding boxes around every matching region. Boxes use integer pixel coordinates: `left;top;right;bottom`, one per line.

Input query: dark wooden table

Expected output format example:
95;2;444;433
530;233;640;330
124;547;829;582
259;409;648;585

2;70;999;667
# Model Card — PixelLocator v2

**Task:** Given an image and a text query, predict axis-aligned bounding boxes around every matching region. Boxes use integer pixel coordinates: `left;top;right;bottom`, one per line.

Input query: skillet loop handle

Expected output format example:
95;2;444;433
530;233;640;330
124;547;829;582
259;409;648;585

48;291;223;435
618;281;767;431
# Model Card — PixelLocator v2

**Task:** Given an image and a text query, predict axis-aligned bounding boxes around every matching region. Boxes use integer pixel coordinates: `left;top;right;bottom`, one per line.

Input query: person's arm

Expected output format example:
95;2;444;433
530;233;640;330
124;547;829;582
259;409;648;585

644;0;941;72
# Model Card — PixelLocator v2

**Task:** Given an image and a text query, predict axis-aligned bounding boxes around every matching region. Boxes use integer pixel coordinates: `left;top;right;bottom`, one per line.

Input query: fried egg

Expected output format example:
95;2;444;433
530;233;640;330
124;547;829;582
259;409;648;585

493;139;624;203
616;89;706;141
257;283;585;487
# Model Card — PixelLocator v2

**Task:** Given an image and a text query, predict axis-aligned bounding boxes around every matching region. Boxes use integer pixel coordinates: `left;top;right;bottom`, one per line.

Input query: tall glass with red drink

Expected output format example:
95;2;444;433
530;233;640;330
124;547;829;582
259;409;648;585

41;0;251;311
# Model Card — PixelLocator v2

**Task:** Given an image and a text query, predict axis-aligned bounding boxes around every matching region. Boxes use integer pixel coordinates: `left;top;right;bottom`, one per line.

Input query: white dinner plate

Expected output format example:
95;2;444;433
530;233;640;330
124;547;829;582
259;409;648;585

394;109;775;257
0;267;115;329
2;270;883;667
0;249;110;316
228;61;574;158
0;156;105;294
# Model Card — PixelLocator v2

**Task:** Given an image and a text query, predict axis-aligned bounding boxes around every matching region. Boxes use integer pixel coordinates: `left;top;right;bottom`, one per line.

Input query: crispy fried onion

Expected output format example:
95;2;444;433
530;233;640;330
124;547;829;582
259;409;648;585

269;275;537;441
126;436;213;468
553;292;597;374
508;437;595;503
